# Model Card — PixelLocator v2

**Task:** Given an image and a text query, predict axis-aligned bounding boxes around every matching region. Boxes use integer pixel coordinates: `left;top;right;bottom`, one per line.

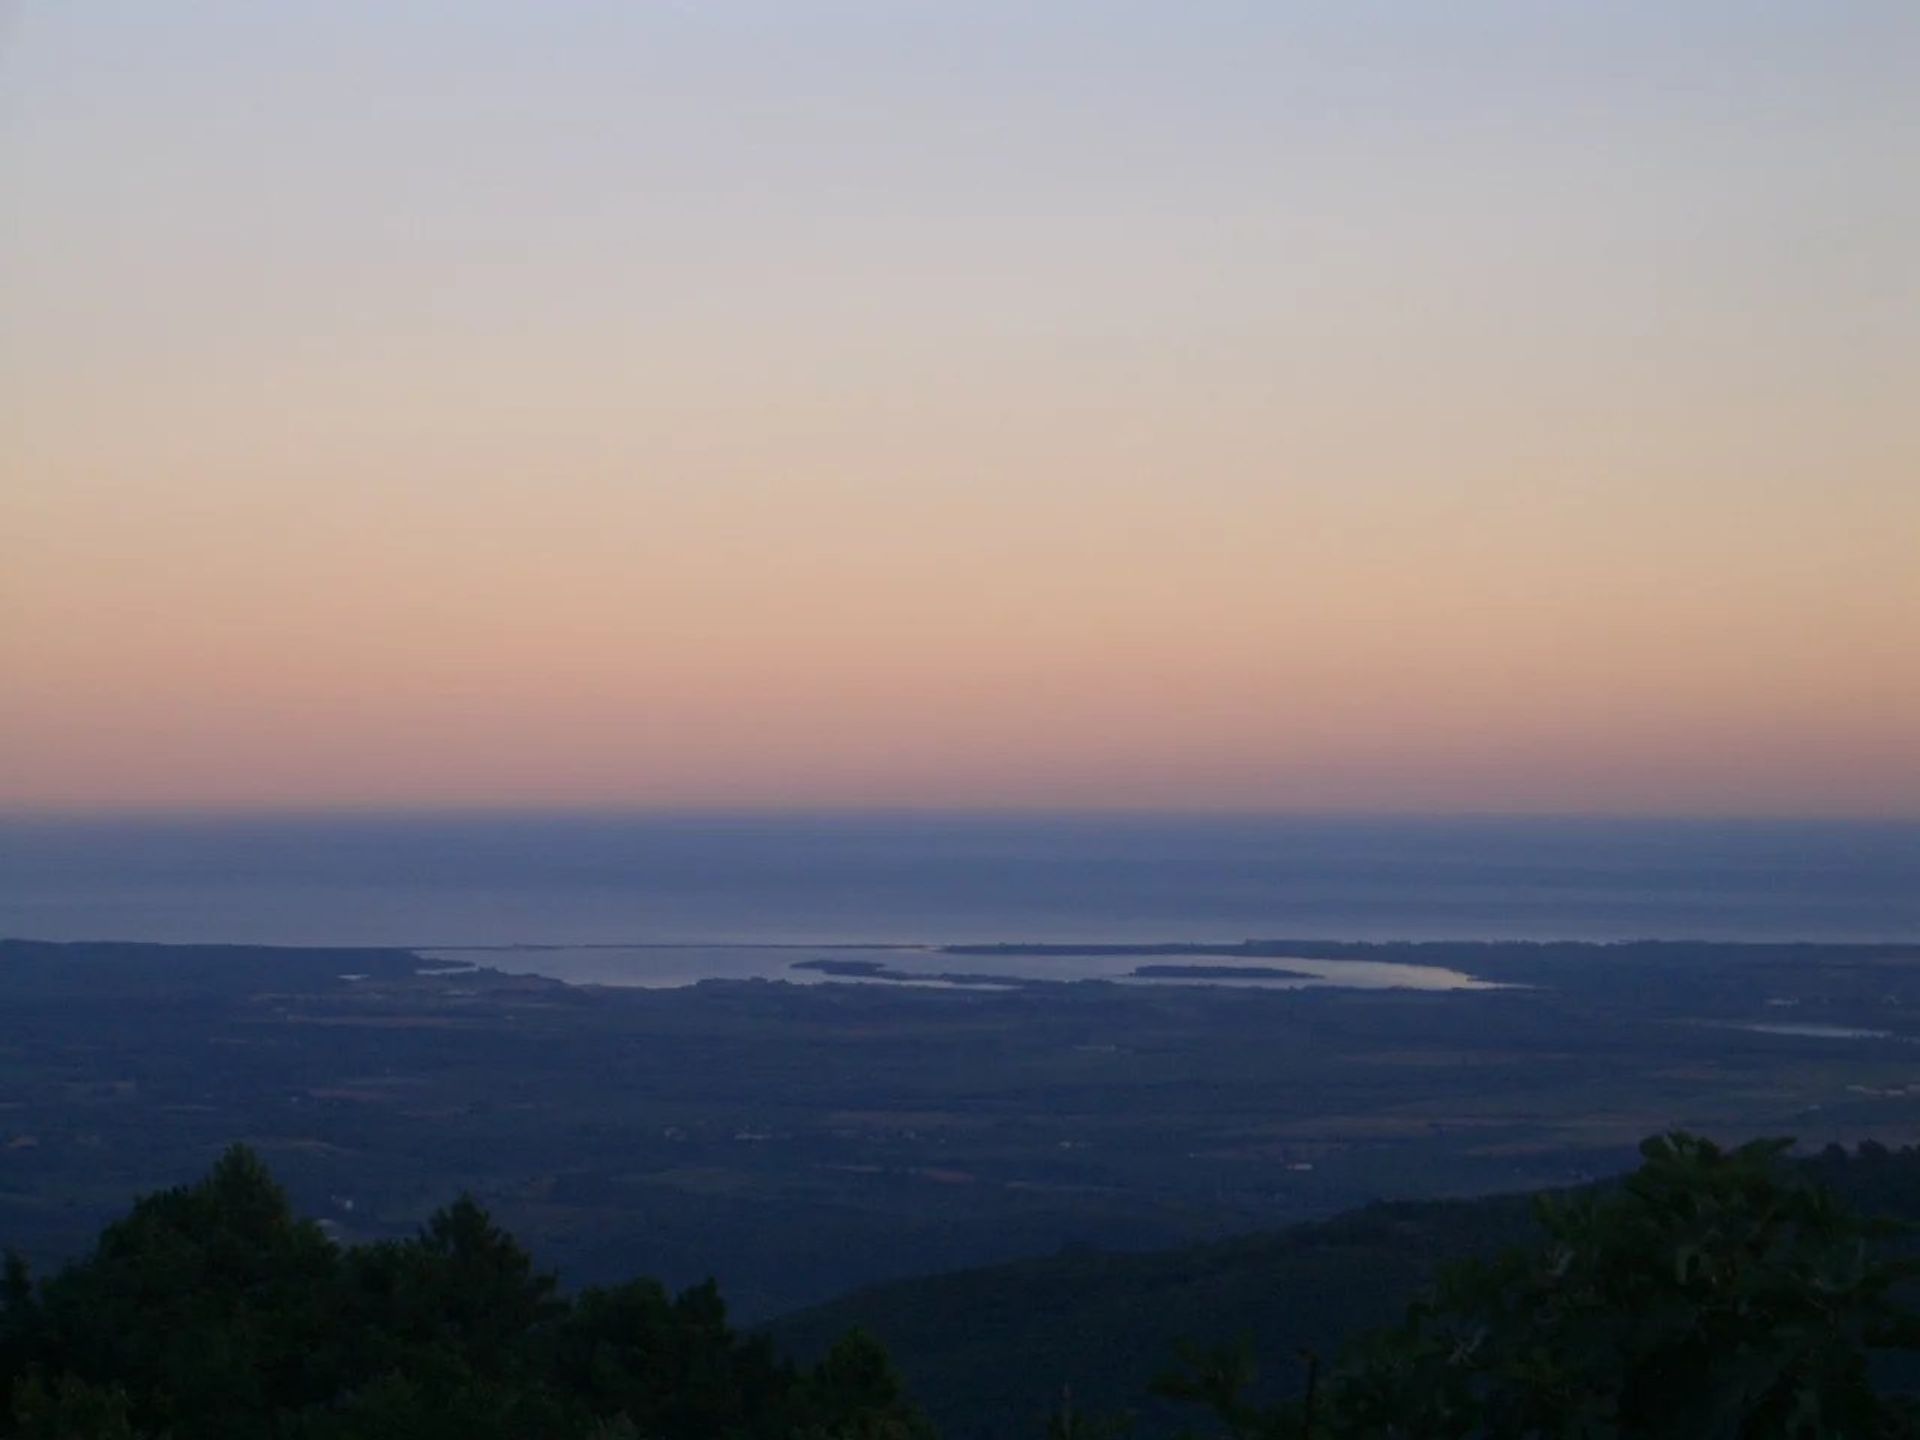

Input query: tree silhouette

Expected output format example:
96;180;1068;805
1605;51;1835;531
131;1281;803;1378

1157;1134;1920;1438
0;1147;931;1440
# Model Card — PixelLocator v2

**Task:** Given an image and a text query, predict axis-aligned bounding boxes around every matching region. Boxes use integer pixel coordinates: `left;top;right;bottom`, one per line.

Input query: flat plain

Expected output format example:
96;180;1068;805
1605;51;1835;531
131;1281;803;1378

3;937;1919;1320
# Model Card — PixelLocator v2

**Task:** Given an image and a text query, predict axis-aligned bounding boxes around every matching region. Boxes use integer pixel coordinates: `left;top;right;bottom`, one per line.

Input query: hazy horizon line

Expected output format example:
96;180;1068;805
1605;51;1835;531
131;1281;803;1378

3;805;1916;827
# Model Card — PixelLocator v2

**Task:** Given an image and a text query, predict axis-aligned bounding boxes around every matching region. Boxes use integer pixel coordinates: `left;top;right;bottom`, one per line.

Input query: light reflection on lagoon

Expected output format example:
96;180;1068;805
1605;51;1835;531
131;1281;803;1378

1726;1022;1898;1041
416;944;1498;993
1118;956;1501;992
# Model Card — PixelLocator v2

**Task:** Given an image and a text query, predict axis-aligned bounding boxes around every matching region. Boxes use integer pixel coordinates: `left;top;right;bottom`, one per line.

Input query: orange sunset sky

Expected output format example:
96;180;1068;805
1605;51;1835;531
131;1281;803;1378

2;3;1916;814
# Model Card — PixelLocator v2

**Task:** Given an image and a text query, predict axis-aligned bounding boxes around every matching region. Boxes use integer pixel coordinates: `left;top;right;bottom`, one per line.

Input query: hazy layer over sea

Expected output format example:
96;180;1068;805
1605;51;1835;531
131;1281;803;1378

2;815;1913;958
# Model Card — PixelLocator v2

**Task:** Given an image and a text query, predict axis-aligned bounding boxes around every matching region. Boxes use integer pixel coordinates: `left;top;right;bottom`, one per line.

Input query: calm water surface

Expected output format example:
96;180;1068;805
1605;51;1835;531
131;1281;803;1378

2;814;1914;953
411;944;1500;992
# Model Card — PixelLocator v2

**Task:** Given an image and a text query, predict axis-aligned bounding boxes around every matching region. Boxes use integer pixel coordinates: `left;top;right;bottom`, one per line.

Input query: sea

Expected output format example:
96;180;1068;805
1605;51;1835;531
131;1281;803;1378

1;815;1914;987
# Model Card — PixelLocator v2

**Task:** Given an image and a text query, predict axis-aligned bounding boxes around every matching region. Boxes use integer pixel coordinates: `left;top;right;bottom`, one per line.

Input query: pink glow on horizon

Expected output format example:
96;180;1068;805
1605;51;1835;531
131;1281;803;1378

2;4;1915;815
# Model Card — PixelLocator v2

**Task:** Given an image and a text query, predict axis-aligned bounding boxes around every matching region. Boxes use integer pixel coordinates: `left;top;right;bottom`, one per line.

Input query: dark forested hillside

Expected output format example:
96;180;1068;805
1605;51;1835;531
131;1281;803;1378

7;1135;1920;1437
771;1194;1537;1439
0;1149;929;1440
772;1141;1920;1439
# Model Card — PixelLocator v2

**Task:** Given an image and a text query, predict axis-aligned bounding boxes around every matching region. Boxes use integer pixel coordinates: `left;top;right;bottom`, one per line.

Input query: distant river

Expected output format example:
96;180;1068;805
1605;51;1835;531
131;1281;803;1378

2;814;1914;953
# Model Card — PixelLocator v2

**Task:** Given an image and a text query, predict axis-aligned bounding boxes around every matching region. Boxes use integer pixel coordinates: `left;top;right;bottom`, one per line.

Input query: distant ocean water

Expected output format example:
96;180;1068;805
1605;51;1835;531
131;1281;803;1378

1;814;1915;951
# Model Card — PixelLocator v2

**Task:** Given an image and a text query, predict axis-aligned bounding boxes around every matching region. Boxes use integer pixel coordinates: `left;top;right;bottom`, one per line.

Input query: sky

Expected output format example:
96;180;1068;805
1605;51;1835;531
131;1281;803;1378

2;1;1916;815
